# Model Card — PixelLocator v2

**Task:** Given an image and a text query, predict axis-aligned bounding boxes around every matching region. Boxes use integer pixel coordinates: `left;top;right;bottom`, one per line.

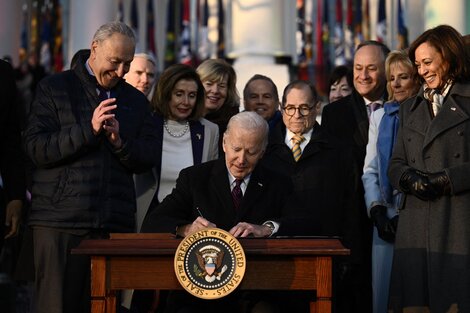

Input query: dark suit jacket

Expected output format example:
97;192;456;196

0;60;25;247
261;122;368;264
141;158;291;234
0;60;25;203
322;90;369;168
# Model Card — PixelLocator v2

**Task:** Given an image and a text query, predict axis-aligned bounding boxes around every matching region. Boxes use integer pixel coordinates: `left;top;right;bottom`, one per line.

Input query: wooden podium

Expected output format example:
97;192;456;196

72;233;349;313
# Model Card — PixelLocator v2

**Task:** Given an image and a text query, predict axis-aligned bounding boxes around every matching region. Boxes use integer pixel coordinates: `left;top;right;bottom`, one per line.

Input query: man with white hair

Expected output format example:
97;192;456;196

143;111;287;238
24;21;159;313
140;111;303;313
124;52;157;98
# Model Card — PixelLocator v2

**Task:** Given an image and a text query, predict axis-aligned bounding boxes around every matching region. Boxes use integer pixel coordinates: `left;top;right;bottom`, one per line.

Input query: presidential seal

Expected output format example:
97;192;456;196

174;228;246;299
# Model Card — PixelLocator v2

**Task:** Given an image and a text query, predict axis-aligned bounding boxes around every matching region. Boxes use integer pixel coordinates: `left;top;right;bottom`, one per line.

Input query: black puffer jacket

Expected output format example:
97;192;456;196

24;55;160;232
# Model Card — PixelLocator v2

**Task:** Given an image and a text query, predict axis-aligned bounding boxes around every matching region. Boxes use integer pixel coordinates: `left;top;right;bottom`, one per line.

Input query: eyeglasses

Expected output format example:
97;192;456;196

282;105;314;117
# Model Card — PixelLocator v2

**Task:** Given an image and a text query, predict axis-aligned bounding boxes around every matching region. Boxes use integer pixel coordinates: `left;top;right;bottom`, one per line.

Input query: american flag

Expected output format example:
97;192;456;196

376;0;386;42
130;0;139;43
344;0;354;62
397;0;408;49
333;0;346;66
147;0;156;56
179;0;193;65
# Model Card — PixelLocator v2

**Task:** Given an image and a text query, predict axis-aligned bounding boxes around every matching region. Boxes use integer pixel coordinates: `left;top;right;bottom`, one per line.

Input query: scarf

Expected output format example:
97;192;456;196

423;79;453;116
377;101;400;204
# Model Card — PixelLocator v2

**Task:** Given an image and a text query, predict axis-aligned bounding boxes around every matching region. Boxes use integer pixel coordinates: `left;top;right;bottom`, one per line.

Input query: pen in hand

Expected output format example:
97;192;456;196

196;207;204;218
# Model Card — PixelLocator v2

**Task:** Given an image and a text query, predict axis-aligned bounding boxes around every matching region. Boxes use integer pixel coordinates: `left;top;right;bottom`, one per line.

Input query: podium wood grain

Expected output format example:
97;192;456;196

73;233;349;313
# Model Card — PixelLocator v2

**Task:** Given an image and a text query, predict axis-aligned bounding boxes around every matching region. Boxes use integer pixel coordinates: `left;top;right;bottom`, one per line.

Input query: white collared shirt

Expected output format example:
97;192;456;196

86;59;111;98
284;128;313;151
228;172;250;195
227;169;279;236
364;98;384;107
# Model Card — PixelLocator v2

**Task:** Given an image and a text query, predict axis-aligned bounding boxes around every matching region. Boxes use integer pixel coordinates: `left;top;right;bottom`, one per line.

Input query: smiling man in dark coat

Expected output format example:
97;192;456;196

23;22;159;313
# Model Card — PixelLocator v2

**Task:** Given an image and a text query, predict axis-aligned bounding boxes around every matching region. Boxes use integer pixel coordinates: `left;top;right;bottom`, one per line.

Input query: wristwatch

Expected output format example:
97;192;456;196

263;221;276;237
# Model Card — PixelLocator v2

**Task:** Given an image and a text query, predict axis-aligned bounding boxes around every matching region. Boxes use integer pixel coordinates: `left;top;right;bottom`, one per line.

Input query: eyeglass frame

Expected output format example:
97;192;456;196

281;104;316;117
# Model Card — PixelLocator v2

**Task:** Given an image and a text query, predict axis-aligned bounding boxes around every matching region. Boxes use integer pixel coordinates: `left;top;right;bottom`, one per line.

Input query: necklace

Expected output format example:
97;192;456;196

164;120;190;137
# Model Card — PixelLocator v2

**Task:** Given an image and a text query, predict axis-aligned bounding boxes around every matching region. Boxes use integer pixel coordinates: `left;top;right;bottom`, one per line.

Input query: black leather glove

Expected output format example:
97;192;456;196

399;168;438;201
370;205;397;243
428;171;451;197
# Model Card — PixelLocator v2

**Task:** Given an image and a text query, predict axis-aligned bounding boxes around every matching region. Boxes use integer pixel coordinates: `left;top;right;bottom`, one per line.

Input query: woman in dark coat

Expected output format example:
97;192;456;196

388;25;470;312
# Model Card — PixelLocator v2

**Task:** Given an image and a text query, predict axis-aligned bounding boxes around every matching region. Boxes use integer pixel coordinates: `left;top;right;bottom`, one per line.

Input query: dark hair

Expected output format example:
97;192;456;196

328;65;353;94
281;80;319;107
463;34;470;57
151;64;205;120
356;40;391;61
243;74;279;101
408;24;470;82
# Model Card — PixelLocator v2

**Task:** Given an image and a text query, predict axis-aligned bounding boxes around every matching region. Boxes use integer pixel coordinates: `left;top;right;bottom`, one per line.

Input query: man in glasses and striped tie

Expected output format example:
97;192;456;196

261;80;366;313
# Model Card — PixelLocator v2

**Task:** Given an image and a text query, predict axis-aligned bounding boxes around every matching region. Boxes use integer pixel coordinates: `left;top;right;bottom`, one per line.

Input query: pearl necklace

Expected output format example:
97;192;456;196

164;120;190;137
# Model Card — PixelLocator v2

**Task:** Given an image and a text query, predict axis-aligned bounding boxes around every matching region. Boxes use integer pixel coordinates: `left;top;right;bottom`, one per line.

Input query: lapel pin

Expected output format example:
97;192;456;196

258;182;263;187
196;133;202;140
451;107;456;111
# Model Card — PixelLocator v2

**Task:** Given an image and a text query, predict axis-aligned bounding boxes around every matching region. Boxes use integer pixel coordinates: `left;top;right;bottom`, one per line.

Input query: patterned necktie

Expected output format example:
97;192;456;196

231;179;243;211
291;134;305;162
367;102;381;118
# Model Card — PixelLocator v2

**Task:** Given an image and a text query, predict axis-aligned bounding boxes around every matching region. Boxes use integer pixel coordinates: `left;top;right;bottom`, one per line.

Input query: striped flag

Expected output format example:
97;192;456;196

397;0;408;49
296;0;309;80
39;6;53;72
362;0;370;40
315;0;324;67
304;0;314;81
30;2;39;54
20;5;28;49
164;0;176;67
321;0;330;66
130;0;139;42
179;0;193;65
52;0;63;72
333;0;346;66
313;0;329;94
198;0;210;61
353;0;364;47
217;0;225;58
147;0;156;56
296;0;306;65
376;0;386;42
344;0;354;62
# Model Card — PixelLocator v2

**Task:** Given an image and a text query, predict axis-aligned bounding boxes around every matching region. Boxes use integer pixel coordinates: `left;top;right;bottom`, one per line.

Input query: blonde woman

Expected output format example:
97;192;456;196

362;50;420;313
196;59;240;152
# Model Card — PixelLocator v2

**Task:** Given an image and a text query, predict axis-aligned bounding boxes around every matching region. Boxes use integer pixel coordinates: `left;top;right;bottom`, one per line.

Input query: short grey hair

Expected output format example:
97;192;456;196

133;53;156;66
92;21;135;44
225;111;269;149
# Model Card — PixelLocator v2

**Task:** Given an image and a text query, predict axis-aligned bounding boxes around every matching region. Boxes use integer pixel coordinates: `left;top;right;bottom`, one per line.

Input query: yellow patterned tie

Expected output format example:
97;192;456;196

291;134;305;162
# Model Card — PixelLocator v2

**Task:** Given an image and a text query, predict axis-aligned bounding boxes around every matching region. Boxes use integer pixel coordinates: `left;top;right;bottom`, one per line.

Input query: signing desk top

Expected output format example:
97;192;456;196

73;233;349;256
72;233;349;313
